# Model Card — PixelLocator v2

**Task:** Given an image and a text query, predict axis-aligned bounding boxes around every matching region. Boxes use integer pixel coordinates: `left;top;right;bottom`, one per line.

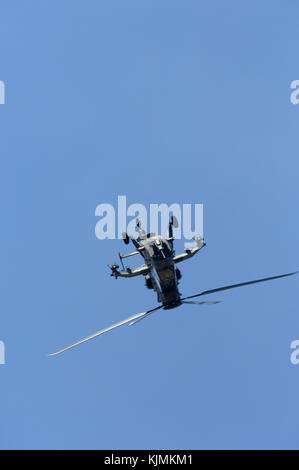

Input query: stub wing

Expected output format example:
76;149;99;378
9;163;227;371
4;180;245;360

173;236;206;264
111;264;149;278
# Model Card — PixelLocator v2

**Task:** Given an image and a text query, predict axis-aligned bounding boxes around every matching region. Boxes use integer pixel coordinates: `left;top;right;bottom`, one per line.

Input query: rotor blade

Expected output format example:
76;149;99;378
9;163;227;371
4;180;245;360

48;306;162;356
129;306;163;326
182;271;298;301
182;300;221;305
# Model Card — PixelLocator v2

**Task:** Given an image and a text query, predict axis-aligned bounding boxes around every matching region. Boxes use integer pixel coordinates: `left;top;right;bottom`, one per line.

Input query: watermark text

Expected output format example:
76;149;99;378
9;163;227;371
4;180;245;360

0;81;5;104
290;80;299;104
95;196;203;248
0;341;5;365
290;340;299;365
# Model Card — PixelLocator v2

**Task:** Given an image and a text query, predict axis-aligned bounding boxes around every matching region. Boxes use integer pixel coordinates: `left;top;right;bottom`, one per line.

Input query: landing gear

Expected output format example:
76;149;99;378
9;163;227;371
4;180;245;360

122;232;130;245
176;268;182;280
145;276;153;289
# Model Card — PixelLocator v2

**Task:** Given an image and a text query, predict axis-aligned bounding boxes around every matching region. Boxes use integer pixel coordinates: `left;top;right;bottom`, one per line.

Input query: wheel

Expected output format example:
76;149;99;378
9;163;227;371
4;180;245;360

122;232;130;245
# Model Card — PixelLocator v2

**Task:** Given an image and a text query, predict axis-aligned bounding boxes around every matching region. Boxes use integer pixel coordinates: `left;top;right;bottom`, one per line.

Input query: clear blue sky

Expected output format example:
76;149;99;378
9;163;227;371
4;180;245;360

0;0;299;450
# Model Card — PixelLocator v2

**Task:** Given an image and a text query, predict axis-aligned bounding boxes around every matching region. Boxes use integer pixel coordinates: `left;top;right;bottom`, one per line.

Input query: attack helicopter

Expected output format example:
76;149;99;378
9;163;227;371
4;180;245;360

49;216;297;355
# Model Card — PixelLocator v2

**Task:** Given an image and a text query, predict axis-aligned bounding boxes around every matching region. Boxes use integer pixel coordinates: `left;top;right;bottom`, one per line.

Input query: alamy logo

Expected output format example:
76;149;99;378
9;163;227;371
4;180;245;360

0;341;5;365
290;340;299;365
0;80;5;104
290;80;299;104
95;196;203;248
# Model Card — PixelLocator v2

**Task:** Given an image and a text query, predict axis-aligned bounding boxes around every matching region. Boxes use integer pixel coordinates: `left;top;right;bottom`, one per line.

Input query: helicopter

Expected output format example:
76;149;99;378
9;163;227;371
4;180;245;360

49;216;297;356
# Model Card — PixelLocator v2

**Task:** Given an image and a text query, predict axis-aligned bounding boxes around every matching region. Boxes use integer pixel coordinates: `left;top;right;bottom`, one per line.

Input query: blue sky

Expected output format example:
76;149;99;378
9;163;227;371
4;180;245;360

0;0;299;449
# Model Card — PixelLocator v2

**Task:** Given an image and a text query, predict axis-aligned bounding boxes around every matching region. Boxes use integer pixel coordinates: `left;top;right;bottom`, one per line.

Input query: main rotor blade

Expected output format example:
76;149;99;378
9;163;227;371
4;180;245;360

129;305;163;326
182;271;298;301
182;300;221;305
48;306;162;356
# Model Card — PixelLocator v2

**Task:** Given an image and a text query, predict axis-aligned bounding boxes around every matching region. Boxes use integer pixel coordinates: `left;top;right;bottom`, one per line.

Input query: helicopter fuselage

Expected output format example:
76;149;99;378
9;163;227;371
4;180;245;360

138;235;182;309
109;218;205;308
